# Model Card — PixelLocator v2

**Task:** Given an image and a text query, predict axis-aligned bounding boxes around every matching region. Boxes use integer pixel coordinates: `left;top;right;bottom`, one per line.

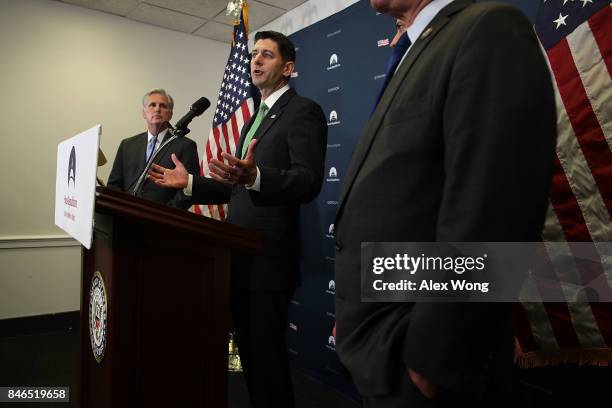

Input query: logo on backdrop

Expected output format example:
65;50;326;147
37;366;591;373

291;71;299;78
327;54;341;70
326;280;336;295
327;167;339;182
89;271;108;363
326;327;337;351
328;110;340;126
326;224;335;238
68;146;76;187
289;322;298;332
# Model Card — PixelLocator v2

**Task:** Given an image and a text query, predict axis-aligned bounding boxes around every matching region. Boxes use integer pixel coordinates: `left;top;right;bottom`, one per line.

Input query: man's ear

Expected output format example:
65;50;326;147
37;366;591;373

141;108;146;120
283;61;295;79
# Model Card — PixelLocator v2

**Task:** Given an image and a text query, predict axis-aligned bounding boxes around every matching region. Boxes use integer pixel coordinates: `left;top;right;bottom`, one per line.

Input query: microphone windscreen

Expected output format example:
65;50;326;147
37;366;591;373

191;97;211;115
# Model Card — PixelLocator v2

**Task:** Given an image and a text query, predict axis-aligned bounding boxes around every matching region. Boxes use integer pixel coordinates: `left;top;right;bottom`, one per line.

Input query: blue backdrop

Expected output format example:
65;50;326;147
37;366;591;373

286;0;539;399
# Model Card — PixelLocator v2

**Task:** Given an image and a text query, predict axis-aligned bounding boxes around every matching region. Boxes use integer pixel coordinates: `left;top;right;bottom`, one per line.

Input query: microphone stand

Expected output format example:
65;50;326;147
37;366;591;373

131;124;190;197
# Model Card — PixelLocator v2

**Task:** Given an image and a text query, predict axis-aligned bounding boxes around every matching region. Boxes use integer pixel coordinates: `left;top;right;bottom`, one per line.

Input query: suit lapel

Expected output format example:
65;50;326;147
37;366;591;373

124;132;148;190
336;0;470;217
236;113;257;158
254;88;294;145
138;129;172;187
151;130;174;164
236;88;295;157
136;132;148;169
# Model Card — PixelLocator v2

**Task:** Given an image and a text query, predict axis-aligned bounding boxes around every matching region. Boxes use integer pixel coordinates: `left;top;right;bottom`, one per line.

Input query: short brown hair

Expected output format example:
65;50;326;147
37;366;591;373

254;31;296;63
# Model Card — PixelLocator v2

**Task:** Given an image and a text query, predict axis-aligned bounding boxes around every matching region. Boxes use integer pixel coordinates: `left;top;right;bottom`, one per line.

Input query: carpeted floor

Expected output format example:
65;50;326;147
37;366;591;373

1;315;611;408
0;321;359;408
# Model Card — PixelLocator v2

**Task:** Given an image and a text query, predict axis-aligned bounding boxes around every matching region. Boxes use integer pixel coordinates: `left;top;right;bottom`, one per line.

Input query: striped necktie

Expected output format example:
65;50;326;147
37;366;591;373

146;135;157;163
371;33;411;113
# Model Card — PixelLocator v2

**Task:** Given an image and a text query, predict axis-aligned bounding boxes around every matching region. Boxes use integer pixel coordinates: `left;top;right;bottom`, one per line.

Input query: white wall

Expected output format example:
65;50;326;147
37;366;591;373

254;0;359;38
0;0;228;319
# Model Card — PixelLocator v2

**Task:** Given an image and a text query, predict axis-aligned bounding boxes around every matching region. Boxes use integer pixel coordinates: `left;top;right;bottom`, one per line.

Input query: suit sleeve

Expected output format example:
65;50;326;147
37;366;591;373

191;173;233;204
107;141;126;191
167;139;200;209
254;102;328;205
401;6;557;396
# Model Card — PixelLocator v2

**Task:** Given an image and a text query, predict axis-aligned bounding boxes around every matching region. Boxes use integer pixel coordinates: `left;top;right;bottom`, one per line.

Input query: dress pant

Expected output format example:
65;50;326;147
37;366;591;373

231;289;295;408
363;374;514;408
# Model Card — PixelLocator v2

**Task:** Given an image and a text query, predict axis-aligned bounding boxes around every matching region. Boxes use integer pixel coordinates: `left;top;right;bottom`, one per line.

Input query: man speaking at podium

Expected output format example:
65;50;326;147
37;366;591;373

148;32;327;407
107;88;199;209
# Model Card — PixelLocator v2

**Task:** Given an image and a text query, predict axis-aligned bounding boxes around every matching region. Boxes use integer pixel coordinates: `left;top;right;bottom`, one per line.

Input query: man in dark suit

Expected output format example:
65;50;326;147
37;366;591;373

107;89;199;209
334;0;557;406
147;31;327;407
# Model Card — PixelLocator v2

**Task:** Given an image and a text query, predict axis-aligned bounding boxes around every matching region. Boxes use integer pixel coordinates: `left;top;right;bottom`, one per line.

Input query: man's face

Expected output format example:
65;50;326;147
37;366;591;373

370;0;417;17
142;93;173;131
250;39;293;94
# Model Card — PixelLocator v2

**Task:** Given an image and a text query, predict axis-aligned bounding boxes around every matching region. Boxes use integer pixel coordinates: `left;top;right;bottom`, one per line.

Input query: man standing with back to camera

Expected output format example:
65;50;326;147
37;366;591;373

148;31;327;407
334;0;557;407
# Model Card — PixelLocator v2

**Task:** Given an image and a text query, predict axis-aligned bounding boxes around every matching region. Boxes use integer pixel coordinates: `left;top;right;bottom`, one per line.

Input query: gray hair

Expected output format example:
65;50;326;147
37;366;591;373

142;88;174;109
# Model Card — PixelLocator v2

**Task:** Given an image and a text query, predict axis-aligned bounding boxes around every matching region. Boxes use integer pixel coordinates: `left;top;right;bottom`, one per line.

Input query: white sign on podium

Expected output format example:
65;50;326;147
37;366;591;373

54;125;101;249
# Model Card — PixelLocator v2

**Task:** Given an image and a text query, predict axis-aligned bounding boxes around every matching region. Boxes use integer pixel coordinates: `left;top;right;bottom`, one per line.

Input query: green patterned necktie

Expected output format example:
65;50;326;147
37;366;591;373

241;102;268;159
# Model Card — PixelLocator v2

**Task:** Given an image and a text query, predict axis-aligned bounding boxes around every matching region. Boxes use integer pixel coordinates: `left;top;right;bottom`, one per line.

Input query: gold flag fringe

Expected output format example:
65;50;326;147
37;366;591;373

514;339;612;369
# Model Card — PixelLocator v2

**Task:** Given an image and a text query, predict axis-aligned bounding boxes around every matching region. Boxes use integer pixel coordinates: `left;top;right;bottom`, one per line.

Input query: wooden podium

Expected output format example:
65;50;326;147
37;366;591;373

79;188;261;407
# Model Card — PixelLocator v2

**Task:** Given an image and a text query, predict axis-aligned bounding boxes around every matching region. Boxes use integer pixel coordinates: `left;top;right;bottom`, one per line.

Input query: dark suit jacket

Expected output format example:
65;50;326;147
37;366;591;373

191;88;327;290
107;131;199;209
334;0;557;398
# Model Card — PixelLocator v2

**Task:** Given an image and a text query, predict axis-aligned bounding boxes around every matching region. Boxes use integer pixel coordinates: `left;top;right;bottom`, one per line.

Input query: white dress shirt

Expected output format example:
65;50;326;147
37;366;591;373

396;0;455;71
147;128;169;156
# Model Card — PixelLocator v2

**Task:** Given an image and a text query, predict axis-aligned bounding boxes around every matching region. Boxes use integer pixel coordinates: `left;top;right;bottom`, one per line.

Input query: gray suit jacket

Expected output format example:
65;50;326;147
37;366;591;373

334;0;557;398
107;131;199;209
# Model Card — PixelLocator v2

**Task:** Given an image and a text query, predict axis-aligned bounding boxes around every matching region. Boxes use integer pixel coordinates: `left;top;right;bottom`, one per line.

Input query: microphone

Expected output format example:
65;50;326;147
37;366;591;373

174;97;211;131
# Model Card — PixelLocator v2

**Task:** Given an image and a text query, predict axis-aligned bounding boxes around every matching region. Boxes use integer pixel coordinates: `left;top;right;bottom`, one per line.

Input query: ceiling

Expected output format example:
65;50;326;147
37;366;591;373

57;0;307;43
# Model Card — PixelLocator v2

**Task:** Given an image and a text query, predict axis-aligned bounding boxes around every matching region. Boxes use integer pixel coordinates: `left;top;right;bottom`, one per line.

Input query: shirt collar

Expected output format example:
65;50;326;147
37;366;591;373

406;0;455;45
147;128;168;142
261;83;290;110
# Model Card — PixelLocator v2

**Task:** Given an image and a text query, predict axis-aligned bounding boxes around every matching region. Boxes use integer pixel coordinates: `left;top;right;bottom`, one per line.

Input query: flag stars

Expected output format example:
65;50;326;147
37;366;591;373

553;13;568;29
580;0;592;6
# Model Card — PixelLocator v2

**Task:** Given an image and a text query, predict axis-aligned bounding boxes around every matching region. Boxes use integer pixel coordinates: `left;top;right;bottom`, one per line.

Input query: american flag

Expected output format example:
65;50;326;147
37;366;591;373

193;5;256;221
515;0;612;367
377;38;390;47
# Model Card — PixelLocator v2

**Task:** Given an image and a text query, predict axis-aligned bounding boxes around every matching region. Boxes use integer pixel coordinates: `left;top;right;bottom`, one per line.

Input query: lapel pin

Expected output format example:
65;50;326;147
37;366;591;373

421;27;433;40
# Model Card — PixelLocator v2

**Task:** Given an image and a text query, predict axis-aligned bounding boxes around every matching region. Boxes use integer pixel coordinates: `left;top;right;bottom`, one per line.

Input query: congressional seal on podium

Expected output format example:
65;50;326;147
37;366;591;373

88;271;108;363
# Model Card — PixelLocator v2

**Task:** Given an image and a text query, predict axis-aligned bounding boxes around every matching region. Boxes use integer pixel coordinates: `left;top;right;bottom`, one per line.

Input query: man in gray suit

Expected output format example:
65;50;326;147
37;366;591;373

107;89;199;209
334;0;557;406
